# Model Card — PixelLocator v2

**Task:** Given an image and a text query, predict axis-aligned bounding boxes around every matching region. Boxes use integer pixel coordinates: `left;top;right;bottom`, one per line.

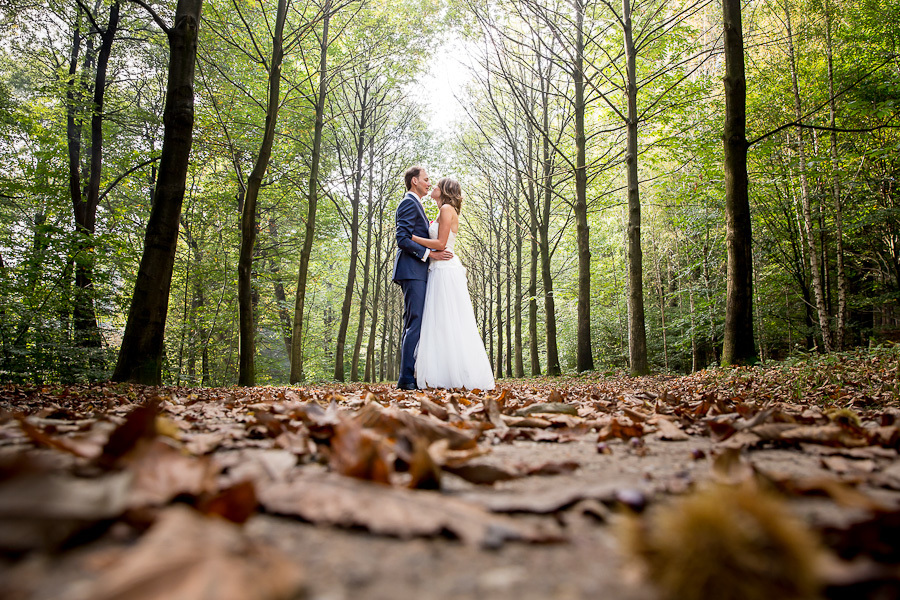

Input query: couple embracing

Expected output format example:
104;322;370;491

392;166;495;391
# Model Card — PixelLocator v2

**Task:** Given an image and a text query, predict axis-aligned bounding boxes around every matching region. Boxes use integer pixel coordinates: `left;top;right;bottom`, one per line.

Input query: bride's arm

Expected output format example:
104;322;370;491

411;234;445;250
412;205;455;251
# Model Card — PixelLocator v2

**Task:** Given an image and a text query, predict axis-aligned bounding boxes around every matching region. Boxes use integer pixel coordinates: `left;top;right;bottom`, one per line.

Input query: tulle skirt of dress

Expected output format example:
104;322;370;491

416;259;495;390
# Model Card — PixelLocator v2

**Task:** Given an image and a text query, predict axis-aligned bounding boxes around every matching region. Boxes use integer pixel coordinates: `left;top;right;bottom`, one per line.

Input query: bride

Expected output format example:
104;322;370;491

411;177;495;391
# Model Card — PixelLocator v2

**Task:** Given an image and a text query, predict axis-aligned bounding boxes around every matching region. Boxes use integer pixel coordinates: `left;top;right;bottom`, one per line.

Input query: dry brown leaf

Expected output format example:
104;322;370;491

98;401;160;469
328;419;393;485
459;480;647;514
357;402;479;450
0;459;131;552
777;424;870;448
483;395;508;430
216;449;298;486
128;438;220;508
514;402;578;417
820;455;878;475
653;418;690;441
500;415;552;428
444;462;520;485
597;417;644;441
66;506;304;600
418;395;449;421
195;480;257;524
407;437;442;490
182;432;227;455
16;416;102;458
258;472;561;548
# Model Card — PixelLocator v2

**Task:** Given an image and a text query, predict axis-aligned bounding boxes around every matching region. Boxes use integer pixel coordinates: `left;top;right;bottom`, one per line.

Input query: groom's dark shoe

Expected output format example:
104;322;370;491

397;381;418;391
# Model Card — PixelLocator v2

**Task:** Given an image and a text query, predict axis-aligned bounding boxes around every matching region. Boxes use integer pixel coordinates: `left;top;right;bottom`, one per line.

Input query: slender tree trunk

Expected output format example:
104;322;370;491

64;14;83;352
495;202;503;377
13;214;50;346
573;0;594;372
290;2;330;384
528;148;541;376
379;236;389;381
70;2;120;350
689;267;700;372
365;195;382;383
267;218;293;358
352;179;373;381
623;0;649;375
113;0;203;384
505;207;512;377
652;238;669;370
825;0;847;350
350;96;372;381
785;1;832;352
538;64;561;376
238;0;287;386
721;0;756;365
513;166;524;377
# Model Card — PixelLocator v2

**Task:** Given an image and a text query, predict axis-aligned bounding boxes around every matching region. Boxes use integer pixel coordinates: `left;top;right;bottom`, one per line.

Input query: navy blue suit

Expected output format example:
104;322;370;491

393;192;430;388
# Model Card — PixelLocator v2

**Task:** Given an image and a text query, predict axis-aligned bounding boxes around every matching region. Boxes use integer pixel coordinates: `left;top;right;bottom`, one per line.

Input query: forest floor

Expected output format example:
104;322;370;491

2;347;900;600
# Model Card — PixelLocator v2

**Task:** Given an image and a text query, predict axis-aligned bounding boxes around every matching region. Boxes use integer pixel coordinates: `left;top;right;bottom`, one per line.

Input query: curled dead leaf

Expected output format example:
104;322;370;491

258;471;561;548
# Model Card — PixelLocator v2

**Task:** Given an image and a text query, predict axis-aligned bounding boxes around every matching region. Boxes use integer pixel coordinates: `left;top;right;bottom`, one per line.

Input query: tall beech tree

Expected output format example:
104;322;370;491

236;0;289;386
330;73;373;382
67;1;121;351
290;0;332;384
620;0;648;374
784;0;832;352
721;0;756;366
113;0;203;384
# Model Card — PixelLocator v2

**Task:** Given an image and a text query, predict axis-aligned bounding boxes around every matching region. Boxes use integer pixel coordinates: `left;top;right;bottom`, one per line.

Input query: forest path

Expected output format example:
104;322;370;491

1;354;899;599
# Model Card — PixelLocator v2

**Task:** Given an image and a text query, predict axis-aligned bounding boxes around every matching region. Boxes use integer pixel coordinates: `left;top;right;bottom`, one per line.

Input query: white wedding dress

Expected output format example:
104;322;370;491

416;221;495;390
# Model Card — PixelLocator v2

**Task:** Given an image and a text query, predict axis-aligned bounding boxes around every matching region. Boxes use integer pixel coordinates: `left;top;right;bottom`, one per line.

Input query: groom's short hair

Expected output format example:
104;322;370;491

405;166;423;191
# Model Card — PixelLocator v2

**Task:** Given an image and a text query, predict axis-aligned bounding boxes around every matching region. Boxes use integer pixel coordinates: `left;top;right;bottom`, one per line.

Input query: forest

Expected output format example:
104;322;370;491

0;0;898;386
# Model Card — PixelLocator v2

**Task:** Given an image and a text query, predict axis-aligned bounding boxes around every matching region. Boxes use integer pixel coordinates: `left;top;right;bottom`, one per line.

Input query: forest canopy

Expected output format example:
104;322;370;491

0;0;897;385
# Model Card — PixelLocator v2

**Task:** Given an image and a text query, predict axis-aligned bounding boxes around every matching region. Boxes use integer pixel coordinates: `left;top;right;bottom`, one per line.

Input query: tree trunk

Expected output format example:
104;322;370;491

528;131;541;376
623;0;649;375
351;133;374;381
721;0;756;365
238;0;287;386
513;165;524;378
573;0;594;372
505;206;512;377
112;0;203;384
290;2;330;384
538;63;561;376
785;1;832;352
268;218;293;358
365;165;382;383
689;268;700;372
495;200;503;377
825;0;847;350
652;237;669;371
70;2;120;350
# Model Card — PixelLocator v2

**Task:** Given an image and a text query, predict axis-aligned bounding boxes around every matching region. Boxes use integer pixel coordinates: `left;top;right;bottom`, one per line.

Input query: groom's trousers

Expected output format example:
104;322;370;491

398;278;427;387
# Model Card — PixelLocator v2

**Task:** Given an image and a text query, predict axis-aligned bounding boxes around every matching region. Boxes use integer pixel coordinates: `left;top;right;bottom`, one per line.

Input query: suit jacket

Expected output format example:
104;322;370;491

392;191;430;282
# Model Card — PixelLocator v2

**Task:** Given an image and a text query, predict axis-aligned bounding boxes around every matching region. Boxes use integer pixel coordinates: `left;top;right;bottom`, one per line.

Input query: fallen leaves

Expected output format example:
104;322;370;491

69;506;304;600
1;348;899;599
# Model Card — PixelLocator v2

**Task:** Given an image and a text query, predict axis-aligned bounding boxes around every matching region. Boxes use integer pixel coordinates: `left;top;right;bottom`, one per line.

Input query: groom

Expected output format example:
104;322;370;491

393;166;452;390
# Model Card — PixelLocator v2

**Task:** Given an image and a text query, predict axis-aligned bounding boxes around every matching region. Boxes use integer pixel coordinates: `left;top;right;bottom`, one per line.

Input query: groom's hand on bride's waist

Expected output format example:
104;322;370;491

431;250;453;261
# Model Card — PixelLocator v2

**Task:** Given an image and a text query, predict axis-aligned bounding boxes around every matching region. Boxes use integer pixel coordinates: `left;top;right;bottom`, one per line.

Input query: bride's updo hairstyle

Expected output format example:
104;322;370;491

437;177;463;214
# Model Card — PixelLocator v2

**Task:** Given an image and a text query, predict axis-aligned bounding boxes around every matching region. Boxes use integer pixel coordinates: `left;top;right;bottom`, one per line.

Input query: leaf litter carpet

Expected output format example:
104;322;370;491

2;350;900;599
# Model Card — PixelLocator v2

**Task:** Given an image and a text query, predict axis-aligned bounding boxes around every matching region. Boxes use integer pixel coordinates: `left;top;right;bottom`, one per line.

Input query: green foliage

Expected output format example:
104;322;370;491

0;0;897;384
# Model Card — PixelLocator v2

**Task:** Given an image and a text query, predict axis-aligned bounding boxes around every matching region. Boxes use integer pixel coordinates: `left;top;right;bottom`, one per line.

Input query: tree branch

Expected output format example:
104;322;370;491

127;0;170;34
99;155;161;202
